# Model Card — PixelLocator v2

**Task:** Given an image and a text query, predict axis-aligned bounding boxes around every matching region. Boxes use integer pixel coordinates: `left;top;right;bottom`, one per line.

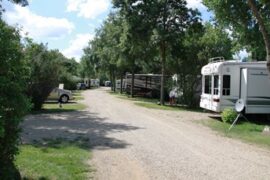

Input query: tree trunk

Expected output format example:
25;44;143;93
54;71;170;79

110;71;113;91
248;0;270;72
112;70;116;92
131;69;135;98
120;74;123;94
160;41;166;105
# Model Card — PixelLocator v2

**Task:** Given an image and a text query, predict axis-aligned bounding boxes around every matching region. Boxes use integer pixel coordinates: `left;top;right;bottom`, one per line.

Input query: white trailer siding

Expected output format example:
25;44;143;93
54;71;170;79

200;60;270;114
245;68;270;113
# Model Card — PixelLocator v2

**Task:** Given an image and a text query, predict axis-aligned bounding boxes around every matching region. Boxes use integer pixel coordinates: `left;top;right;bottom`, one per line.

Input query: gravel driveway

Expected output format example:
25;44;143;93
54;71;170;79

22;88;270;180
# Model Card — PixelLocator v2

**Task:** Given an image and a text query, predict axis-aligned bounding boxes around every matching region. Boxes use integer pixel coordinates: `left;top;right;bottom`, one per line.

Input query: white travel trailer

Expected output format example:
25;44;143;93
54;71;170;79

90;79;100;87
116;79;126;90
200;57;270;114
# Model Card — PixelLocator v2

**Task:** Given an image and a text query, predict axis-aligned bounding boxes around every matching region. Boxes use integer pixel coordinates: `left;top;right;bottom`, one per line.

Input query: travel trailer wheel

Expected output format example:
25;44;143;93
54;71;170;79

267;114;270;121
59;95;69;103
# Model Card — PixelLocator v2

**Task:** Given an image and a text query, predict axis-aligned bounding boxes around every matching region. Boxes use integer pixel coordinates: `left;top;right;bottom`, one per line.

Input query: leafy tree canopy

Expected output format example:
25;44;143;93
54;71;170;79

0;19;30;179
203;0;270;61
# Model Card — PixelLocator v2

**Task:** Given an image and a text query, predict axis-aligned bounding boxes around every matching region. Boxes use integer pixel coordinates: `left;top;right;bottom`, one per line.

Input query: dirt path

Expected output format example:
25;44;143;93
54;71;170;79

22;88;270;180
84;88;270;180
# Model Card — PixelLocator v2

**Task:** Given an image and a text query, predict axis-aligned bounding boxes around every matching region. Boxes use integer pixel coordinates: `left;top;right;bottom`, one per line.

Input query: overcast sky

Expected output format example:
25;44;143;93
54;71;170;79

2;0;213;61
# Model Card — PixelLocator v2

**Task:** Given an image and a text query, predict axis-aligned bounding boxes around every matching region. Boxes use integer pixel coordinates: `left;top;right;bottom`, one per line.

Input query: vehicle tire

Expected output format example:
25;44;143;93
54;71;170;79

59;95;69;103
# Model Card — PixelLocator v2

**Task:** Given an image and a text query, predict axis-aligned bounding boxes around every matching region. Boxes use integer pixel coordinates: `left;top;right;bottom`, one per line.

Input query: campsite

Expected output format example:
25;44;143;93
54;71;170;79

1;0;270;179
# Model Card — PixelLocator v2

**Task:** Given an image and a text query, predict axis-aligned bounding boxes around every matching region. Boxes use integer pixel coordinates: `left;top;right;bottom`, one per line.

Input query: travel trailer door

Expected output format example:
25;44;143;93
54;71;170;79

200;75;213;110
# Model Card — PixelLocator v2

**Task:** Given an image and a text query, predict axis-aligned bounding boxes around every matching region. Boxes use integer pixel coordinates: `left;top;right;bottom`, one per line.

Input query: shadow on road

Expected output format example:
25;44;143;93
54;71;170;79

21;111;140;150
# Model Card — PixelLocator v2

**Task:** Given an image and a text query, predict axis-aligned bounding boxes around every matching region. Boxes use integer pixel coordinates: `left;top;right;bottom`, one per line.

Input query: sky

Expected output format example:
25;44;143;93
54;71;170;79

2;0;221;62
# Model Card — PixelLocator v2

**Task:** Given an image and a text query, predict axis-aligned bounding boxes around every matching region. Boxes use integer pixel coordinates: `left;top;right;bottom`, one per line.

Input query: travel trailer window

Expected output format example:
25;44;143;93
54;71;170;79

214;75;219;95
204;75;212;94
222;75;230;96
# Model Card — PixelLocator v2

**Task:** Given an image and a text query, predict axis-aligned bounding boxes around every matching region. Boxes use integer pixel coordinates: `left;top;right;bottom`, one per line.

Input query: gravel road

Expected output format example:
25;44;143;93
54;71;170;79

22;88;270;180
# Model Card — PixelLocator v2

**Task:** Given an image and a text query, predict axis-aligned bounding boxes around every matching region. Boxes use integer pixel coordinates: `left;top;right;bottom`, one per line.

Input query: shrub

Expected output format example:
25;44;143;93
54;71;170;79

221;108;237;123
24;42;61;110
0;20;30;179
59;73;78;90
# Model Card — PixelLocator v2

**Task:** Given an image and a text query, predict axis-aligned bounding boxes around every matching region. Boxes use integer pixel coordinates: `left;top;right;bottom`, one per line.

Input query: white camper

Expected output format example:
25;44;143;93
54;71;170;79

200;57;270;114
90;79;100;87
116;79;126;90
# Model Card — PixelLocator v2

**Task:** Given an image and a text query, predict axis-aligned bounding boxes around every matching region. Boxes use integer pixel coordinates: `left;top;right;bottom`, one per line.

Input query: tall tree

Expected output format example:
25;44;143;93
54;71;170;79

0;1;30;178
169;22;233;107
247;0;270;71
82;13;133;92
91;15;120;91
118;19;150;96
24;40;62;110
0;0;28;14
0;19;30;179
111;2;153;97
113;0;191;105
151;0;190;105
203;0;270;71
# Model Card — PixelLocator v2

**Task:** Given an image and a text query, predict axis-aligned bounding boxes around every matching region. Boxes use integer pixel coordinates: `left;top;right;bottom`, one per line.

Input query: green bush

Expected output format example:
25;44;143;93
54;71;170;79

0;20;30;179
221;108;237;123
59;73;79;90
24;42;61;110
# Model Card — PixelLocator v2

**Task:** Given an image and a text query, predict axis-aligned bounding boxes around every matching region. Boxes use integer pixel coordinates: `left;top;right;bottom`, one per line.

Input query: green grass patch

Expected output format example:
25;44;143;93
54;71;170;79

32;90;87;114
203;119;270;149
109;91;202;112
74;96;84;101
134;102;202;112
134;102;184;111
73;90;85;101
16;138;93;179
109;91;159;103
72;90;83;96
32;102;87;114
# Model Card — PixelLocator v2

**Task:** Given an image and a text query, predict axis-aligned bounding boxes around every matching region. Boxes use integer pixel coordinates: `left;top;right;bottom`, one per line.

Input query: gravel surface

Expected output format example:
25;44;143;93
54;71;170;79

22;88;270;180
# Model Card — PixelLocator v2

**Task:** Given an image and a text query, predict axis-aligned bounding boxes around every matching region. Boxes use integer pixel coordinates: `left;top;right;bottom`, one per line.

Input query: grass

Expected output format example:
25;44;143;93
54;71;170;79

44;102;87;112
109;91;158;103
21;91;92;179
16;138;93;180
73;90;85;101
31;102;87;114
134;102;187;111
203;118;270;149
32;90;87;114
109;91;202;112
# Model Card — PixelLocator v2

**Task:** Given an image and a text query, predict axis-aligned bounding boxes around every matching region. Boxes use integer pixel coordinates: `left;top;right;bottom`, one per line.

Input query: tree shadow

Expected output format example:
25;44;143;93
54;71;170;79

208;114;222;122
21;111;141;150
44;101;77;104
208;113;270;125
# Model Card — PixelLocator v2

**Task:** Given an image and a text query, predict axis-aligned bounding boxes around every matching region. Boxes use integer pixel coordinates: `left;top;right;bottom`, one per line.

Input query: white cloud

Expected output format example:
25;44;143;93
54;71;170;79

3;4;74;39
66;0;110;19
62;33;94;61
186;0;206;11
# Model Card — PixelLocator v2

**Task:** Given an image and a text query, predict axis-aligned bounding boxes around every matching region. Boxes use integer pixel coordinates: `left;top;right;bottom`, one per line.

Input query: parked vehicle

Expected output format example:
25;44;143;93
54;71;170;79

48;87;73;103
90;79;100;87
77;83;87;90
116;79;126;90
84;79;91;88
125;73;162;97
105;81;111;87
200;57;270;114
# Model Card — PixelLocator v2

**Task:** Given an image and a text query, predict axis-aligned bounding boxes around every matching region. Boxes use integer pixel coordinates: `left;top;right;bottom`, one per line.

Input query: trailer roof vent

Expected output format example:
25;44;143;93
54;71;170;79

209;57;225;63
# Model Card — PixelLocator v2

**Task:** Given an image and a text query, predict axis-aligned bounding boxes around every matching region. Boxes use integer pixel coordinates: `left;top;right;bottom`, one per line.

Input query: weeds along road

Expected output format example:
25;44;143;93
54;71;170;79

82;88;270;180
